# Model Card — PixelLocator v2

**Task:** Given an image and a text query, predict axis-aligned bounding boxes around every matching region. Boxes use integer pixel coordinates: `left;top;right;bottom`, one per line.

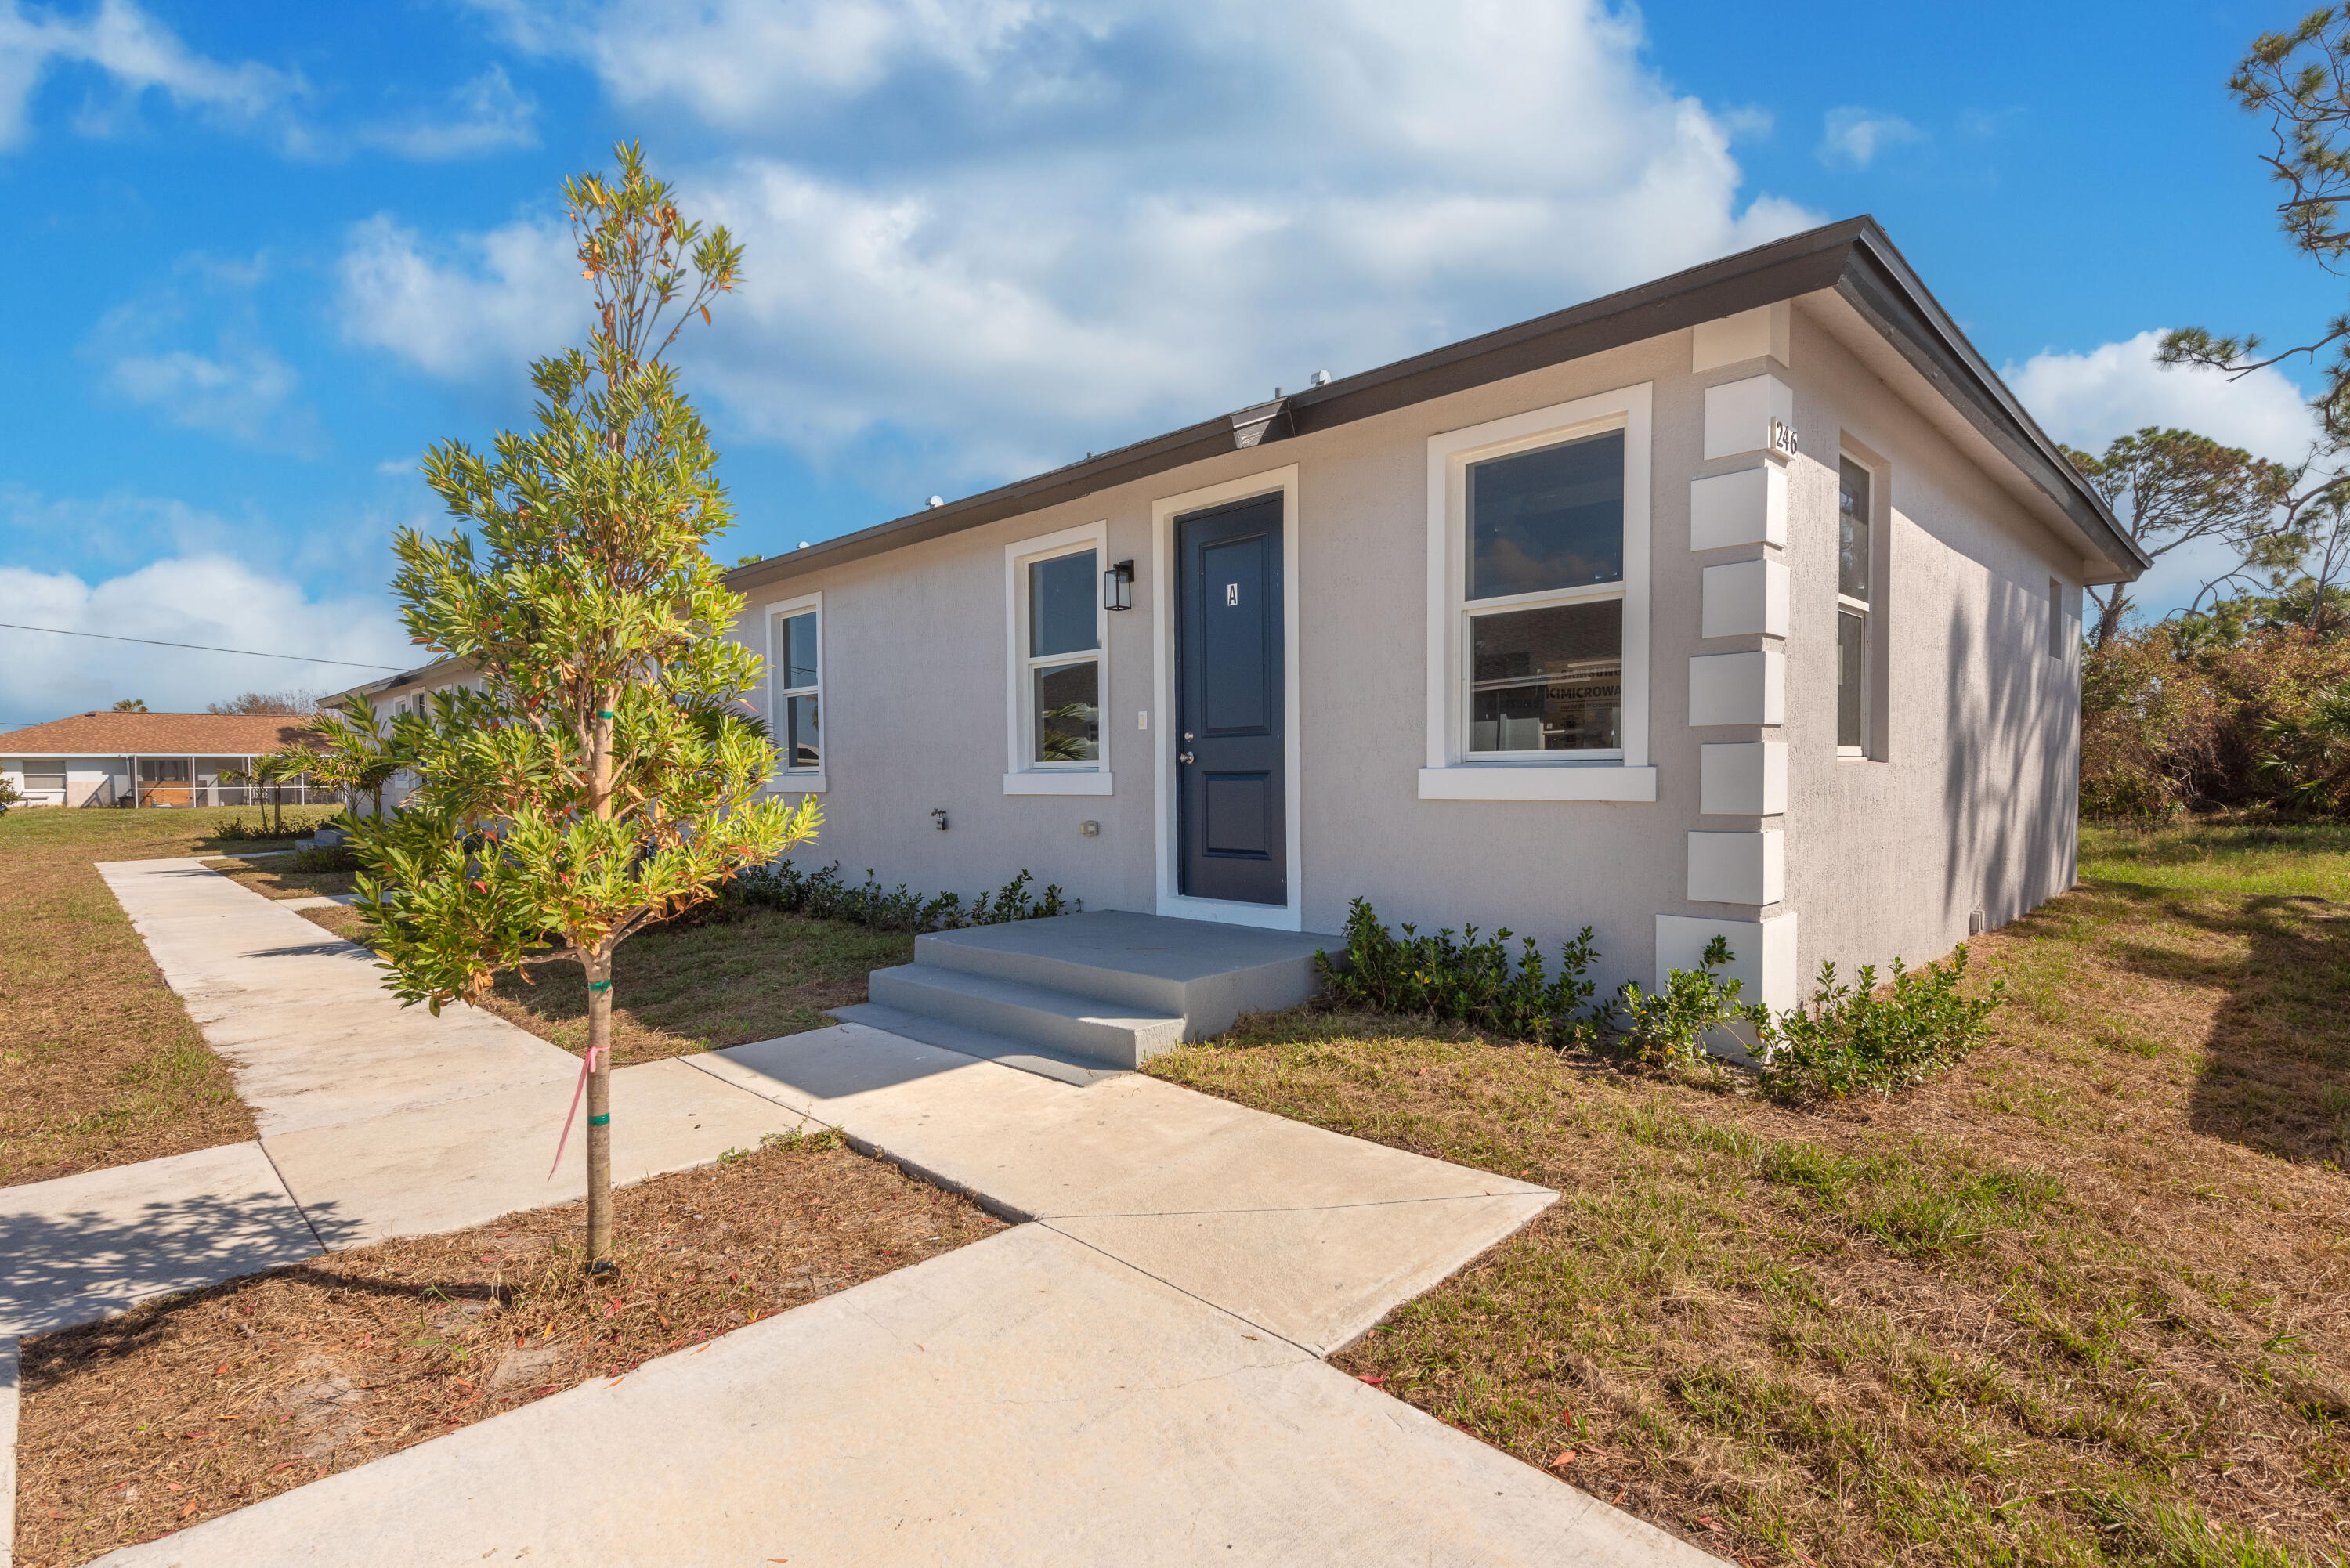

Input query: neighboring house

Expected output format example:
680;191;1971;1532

717;216;2148;1013
0;711;324;808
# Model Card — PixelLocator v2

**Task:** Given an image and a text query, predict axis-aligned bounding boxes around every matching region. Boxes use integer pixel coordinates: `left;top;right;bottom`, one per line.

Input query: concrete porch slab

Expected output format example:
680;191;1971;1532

913;909;1339;1036
93;1225;1717;1568
691;1024;1553;1353
262;1057;812;1248
0;1143;318;1335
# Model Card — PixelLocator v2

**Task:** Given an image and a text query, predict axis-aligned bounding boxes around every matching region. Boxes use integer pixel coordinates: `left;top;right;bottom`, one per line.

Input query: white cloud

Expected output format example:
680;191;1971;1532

357;66;537;160
103;339;303;445
1817;106;1923;169
82;255;323;453
0;555;410;725
2008;331;2323;620
360;0;1820;486
337;213;581;382
2005;330;2319;464
0;0;298;152
477;0;1056;122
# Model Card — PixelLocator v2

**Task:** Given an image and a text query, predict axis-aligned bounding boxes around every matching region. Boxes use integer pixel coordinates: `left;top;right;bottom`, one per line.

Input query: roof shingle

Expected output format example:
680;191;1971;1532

0;712;321;757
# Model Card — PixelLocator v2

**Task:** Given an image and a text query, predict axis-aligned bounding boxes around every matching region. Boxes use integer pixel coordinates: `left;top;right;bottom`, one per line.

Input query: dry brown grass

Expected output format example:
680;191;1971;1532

15;1129;1003;1567
296;901;909;1067
0;808;334;1184
1146;822;2350;1568
197;856;357;901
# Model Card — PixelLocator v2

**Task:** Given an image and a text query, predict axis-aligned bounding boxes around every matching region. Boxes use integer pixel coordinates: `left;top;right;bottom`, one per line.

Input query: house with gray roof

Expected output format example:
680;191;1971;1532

714;215;2146;1031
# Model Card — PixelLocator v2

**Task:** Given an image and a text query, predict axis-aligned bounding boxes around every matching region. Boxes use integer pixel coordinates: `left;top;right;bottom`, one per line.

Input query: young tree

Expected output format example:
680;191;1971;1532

2160;9;2350;619
251;750;308;836
352;143;818;1270
2061;428;2295;646
307;693;403;818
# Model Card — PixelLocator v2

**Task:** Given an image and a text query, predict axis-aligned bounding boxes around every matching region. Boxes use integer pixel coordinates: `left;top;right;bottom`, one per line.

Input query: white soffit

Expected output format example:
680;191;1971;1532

1795;290;2123;584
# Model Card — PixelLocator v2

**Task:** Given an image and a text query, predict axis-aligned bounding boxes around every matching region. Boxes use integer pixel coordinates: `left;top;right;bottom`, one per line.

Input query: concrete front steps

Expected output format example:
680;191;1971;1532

835;909;1337;1086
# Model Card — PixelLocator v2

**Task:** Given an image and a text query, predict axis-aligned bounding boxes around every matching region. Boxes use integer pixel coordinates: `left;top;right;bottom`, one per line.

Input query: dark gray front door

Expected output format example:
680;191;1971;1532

1175;493;1285;906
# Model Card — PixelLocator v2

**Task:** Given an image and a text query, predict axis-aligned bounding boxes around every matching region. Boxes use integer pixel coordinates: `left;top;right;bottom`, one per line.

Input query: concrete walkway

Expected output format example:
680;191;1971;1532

693;1023;1554;1356
97;859;579;1136
24;862;1716;1566
1;865;807;1335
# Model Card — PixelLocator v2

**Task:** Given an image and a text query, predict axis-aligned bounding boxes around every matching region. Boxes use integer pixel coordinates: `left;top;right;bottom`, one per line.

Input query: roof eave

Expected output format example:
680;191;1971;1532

723;215;2144;594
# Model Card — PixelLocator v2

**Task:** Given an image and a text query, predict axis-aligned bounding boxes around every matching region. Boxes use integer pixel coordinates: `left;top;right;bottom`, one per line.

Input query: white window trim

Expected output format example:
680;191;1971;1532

1420;384;1654;804
1003;520;1112;796
1837;445;1885;762
1150;464;1304;932
763;591;826;794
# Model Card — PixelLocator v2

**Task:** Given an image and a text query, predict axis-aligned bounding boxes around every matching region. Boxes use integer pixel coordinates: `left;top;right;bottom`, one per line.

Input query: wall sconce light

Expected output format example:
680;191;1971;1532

1104;558;1134;612
931;808;949;832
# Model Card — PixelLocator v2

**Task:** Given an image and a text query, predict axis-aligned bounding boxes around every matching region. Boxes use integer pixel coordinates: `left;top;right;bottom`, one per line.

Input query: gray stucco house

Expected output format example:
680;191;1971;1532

721;215;2145;1021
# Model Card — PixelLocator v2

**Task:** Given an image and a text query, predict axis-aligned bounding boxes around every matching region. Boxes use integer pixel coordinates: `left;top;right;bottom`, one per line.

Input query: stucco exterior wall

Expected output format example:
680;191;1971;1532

725;301;2086;1004
1777;310;2081;987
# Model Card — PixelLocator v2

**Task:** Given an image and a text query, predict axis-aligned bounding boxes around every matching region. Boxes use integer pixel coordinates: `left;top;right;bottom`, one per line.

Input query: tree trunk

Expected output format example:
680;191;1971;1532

583;696;619;1270
2090;585;2128;650
584;948;615;1269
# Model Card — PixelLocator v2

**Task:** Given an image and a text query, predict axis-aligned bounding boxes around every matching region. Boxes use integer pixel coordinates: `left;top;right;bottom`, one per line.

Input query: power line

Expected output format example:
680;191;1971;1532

0;622;407;671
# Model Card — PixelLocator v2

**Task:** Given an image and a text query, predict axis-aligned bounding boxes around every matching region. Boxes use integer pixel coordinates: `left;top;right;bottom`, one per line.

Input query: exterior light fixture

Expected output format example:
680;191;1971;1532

1104;558;1134;612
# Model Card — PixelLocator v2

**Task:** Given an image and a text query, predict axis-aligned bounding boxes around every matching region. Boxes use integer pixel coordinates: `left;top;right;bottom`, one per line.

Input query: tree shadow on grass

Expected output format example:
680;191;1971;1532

23;1262;513;1375
2099;885;2350;1169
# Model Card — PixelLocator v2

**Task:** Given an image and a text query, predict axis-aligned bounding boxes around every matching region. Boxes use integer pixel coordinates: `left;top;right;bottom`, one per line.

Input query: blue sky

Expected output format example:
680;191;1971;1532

0;0;2331;726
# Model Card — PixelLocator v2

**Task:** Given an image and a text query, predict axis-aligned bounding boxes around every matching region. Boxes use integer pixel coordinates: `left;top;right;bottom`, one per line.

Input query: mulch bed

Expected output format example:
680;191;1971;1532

15;1132;1004;1567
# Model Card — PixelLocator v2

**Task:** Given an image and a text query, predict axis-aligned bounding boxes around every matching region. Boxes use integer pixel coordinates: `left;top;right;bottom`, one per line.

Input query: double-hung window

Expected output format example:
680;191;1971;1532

1422;384;1654;802
767;594;822;785
1005;522;1111;794
1463;430;1627;755
1836;457;1872;757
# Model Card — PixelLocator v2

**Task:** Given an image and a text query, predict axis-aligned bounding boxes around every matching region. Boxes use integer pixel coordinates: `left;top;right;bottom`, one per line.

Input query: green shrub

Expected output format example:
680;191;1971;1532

721;859;1076;933
1755;945;2000;1102
286;843;361;873
2082;619;2350;817
1317;897;1601;1048
1603;936;1763;1068
211;813;336;842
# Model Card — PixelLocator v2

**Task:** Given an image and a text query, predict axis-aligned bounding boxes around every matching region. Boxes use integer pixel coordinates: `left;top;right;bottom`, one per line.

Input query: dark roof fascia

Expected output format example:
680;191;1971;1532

324;654;472;709
726;216;2142;594
1830;228;2148;576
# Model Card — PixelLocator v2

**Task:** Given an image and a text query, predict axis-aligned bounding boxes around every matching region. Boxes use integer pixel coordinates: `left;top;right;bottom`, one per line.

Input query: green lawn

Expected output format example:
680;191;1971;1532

1146;819;2350;1568
299;901;910;1066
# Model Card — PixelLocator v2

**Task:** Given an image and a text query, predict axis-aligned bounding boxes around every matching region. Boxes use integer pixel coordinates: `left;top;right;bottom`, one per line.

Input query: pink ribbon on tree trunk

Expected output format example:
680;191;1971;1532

548;1044;608;1180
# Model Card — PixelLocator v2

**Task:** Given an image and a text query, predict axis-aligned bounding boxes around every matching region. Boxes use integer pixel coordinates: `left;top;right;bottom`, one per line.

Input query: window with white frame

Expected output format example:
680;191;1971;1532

767;597;821;778
1423;385;1653;802
1462;429;1627;755
1007;527;1106;776
1836;457;1873;755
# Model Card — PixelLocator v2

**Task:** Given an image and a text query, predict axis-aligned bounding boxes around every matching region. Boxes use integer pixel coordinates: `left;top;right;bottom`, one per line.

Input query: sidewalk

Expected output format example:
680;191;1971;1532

2;864;804;1336
21;862;1719;1566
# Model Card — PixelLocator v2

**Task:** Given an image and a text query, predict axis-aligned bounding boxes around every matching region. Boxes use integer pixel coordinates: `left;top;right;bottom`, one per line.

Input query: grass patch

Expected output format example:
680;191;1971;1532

1145;820;2350;1567
0;807;332;1183
14;1129;1003;1566
198;856;359;901
298;901;911;1066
